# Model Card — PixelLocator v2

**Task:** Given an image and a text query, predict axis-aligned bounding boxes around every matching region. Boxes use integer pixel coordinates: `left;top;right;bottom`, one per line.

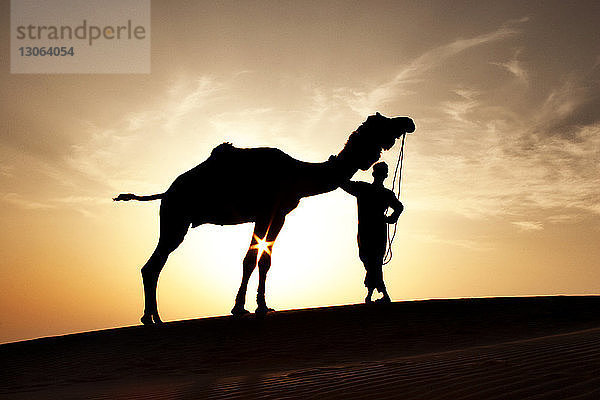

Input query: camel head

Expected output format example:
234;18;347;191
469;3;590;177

340;112;415;171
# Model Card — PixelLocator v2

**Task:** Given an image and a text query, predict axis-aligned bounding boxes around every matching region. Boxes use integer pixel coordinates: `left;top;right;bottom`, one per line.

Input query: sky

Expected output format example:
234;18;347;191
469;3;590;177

1;0;599;343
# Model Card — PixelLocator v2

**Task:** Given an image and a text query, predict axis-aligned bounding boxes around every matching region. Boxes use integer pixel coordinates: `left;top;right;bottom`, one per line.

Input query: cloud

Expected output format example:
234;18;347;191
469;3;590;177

512;221;543;231
0;163;14;177
411;232;493;251
491;49;528;83
65;75;226;190
2;193;56;210
395;24;521;82
417;120;599;219
0;75;229;220
118;76;225;135
162;77;225;133
50;196;110;206
533;65;600;138
1;191;112;216
335;18;526;115
442;89;481;124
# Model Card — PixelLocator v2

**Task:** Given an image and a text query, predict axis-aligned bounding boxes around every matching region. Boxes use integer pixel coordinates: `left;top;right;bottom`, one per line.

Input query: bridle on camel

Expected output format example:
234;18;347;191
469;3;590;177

383;133;407;265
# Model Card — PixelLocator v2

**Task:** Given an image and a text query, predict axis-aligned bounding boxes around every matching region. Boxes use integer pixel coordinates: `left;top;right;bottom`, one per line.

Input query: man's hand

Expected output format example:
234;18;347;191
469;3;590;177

385;214;399;224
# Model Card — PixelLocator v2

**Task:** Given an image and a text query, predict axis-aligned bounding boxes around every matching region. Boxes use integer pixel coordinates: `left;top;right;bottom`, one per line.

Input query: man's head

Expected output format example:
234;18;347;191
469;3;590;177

372;161;388;183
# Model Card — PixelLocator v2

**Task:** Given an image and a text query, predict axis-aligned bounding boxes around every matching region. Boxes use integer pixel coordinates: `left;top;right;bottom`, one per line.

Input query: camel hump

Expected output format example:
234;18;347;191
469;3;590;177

211;142;236;157
208;143;291;166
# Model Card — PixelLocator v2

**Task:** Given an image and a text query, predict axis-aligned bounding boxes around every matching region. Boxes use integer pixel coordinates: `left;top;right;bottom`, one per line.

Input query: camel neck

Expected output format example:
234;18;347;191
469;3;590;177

295;156;358;198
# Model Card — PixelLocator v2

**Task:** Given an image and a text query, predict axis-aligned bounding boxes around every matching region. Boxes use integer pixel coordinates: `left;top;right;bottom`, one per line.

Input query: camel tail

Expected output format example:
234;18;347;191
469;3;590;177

113;193;164;202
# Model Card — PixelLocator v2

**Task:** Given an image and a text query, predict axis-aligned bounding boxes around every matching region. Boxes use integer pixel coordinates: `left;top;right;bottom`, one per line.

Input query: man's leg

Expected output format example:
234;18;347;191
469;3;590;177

365;286;374;303
374;255;391;303
363;261;378;303
376;283;391;303
362;257;376;303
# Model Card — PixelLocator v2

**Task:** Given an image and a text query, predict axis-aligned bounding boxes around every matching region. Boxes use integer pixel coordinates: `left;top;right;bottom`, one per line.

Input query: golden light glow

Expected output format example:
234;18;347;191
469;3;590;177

251;233;275;261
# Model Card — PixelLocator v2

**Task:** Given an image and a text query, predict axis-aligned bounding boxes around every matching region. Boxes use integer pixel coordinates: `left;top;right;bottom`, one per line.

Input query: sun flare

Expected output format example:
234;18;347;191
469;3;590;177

251;233;275;261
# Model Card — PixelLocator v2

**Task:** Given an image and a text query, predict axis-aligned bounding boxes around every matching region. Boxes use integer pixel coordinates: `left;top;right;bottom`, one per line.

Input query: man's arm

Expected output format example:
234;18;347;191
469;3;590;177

385;193;404;224
340;181;361;197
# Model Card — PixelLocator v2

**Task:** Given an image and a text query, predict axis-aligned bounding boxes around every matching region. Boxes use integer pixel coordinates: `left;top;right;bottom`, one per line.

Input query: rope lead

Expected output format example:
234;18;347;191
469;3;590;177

383;133;406;265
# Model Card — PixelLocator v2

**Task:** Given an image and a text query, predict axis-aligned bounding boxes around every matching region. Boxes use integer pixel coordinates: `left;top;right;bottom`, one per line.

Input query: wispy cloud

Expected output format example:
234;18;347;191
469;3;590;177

0;163;14;178
335;19;526;115
395;23;521;82
491;49;528;83
3;193;56;210
411;232;493;251
2;192;110;215
512;221;543;231
162;77;225;133
50;196;110;206
409;120;600;223
0;75;228;219
66;75;226;190
119;76;225;135
442;89;480;124
533;69;600;137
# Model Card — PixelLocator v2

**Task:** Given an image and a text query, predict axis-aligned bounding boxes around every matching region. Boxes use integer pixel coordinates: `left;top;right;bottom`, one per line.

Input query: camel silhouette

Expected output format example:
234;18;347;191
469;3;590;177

114;112;415;324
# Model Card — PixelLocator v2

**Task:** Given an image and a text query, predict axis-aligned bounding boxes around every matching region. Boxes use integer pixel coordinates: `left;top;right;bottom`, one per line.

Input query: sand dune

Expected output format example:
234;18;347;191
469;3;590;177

2;296;600;399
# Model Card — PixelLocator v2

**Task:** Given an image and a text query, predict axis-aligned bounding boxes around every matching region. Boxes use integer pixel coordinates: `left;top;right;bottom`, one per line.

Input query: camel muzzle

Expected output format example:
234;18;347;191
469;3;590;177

391;116;415;138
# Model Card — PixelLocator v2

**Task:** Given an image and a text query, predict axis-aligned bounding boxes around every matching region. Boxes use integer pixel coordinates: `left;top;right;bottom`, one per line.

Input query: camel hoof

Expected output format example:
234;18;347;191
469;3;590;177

141;312;164;325
375;297;391;304
255;306;274;316
231;306;250;316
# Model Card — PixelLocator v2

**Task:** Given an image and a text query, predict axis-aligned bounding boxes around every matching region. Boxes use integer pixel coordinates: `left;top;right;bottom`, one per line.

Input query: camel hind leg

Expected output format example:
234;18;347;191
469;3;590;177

141;213;189;325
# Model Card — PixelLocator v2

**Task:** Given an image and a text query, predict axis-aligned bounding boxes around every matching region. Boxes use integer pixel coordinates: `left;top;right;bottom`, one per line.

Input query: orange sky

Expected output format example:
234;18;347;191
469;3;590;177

1;0;599;343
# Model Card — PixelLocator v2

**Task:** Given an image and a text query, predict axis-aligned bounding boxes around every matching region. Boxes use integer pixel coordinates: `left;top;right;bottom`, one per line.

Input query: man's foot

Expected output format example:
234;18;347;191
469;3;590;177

152;313;164;324
375;296;391;303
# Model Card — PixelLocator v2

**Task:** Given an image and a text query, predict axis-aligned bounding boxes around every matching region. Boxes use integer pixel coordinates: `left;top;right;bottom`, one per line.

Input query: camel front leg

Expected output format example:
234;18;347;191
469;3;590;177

256;252;273;315
231;214;285;316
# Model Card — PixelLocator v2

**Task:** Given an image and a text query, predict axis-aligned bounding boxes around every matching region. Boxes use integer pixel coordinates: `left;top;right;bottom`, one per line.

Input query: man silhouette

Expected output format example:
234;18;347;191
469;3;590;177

342;162;403;303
